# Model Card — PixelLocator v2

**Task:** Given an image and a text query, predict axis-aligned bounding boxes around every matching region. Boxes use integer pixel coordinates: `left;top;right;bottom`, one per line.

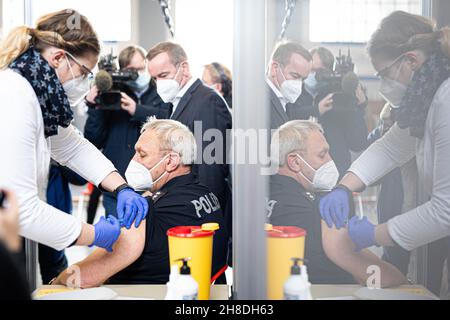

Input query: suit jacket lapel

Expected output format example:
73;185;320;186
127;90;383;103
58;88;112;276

171;79;201;120
269;87;289;123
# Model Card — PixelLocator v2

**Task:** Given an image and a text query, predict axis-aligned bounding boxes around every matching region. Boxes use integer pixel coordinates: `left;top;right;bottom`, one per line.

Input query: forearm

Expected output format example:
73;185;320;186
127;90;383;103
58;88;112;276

339;171;366;193
356;248;407;288
322;222;406;288
74;223;95;247
55;222;146;288
99;171;127;193
54;248;110;288
374;223;395;247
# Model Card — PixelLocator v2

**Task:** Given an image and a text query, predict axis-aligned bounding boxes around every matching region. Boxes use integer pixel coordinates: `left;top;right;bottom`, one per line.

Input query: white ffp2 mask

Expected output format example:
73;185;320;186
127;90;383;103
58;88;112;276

125;155;169;191
379;77;407;109
296;154;339;191
58;54;90;107
156;66;182;103
278;64;303;103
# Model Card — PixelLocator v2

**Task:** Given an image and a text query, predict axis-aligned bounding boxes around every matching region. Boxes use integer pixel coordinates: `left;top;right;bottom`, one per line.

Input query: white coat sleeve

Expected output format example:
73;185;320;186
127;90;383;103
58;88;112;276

388;84;450;251
0;72;81;250
348;122;417;187
49;125;116;187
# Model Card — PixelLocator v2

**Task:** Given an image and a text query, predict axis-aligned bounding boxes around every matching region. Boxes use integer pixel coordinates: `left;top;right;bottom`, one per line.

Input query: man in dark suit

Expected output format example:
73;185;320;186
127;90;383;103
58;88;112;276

146;42;232;218
266;41;313;130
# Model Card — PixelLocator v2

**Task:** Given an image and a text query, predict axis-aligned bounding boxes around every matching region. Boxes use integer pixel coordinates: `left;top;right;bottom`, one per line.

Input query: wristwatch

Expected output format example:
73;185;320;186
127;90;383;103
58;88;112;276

113;183;134;196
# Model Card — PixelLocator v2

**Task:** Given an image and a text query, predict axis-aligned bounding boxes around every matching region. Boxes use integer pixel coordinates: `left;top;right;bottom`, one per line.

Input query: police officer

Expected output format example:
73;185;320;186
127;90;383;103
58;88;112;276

268;120;407;286
84;45;170;217
269;120;355;284
53;119;228;286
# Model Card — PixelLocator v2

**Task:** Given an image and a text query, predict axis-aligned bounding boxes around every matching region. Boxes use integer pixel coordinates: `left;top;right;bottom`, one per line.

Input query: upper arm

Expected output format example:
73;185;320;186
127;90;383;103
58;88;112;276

348;123;416;186
0;79;82;250
321;221;407;288
57;221;146;288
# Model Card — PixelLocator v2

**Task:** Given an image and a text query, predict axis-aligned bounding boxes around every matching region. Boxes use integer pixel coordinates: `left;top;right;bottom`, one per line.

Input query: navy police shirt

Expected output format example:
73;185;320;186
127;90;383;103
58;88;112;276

109;172;227;284
268;174;355;284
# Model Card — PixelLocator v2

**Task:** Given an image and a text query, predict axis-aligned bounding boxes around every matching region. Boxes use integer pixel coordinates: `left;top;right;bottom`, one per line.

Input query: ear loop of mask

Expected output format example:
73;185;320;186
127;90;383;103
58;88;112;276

275;63;288;89
66;55;77;80
295;154;316;186
173;63;184;82
150;154;171;185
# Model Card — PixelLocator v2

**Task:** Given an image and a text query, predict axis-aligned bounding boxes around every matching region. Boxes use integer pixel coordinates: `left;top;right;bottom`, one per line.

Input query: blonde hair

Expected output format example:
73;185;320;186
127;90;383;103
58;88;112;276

271;120;323;167
204;63;232;84
368;10;450;61
141;118;197;165
0;9;100;70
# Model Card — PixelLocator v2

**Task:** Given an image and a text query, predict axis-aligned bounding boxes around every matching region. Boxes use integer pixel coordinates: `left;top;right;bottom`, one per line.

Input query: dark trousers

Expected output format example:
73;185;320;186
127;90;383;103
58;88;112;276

38;244;68;284
426;237;450;296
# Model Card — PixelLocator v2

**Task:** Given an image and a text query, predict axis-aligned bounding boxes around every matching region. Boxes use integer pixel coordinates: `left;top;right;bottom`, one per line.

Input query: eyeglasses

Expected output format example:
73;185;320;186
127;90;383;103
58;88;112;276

65;51;94;80
375;54;405;79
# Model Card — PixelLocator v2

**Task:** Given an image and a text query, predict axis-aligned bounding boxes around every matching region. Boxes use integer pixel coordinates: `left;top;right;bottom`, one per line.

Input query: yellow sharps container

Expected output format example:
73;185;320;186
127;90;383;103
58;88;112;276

167;223;219;300
266;224;307;300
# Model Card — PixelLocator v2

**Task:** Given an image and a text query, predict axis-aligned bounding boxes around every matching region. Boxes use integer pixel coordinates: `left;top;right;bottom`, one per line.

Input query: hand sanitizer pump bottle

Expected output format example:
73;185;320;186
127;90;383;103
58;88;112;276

283;258;312;300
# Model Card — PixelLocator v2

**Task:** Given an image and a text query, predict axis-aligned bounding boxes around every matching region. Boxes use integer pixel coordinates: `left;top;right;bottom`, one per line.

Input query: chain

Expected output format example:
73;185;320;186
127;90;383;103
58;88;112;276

279;0;297;41
159;0;175;38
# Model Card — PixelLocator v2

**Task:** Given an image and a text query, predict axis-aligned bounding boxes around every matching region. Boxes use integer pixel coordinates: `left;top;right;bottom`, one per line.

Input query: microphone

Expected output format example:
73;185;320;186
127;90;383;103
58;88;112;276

341;71;359;95
95;70;113;92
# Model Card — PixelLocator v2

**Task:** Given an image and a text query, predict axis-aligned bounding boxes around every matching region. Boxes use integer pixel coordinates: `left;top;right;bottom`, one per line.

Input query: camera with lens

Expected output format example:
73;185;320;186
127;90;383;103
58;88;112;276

314;49;360;112
93;53;138;110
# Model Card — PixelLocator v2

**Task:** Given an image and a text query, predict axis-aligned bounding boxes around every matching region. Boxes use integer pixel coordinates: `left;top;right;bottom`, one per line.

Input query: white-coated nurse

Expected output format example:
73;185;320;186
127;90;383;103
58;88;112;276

319;11;450;252
0;10;148;252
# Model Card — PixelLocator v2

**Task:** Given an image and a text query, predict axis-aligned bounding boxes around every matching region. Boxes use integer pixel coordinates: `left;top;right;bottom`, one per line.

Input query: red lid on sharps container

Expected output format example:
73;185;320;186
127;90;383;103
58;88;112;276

266;224;307;238
167;223;220;238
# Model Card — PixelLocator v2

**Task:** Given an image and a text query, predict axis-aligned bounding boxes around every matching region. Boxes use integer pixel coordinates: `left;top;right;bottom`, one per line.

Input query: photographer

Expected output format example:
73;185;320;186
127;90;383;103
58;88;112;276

84;46;170;216
303;47;369;177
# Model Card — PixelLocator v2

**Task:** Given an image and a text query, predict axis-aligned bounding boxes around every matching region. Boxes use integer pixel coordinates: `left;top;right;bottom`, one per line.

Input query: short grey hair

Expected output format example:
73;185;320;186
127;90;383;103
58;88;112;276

271;120;323;166
141;118;197;165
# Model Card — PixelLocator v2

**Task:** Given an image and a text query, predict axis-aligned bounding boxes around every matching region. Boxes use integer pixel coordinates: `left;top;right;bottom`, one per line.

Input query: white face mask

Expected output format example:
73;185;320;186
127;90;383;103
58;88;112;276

278;64;303;103
296;154;339;191
125;155;170;191
379;77;408;109
378;58;412;109
157;66;182;103
58;54;90;107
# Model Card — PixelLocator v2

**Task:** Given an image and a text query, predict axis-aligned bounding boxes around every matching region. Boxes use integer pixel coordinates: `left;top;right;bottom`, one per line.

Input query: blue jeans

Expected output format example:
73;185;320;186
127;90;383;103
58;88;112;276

103;192;118;219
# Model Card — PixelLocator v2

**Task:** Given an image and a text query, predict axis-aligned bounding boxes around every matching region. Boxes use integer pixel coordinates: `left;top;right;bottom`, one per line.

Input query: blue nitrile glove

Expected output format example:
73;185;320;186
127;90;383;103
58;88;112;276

319;186;351;230
92;216;121;252
116;188;149;229
348;216;377;252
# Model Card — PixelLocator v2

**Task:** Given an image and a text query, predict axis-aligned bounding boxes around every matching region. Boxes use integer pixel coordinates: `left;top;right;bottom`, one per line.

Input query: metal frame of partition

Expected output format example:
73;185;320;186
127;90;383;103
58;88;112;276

232;0;270;300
